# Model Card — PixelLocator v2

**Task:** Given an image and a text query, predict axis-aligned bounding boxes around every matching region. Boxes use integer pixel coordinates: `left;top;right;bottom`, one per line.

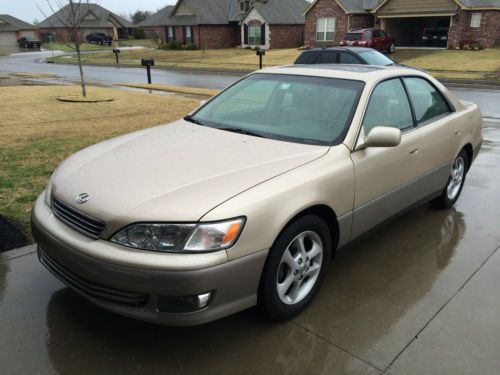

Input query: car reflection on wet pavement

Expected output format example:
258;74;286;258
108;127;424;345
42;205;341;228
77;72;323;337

1;122;499;375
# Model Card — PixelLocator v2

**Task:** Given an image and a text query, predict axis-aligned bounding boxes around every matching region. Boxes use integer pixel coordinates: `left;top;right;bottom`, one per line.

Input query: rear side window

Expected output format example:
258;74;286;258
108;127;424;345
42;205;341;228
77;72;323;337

339;52;360;64
363;31;372;39
404;77;451;124
295;52;319;64
363;78;414;134
319;52;338;63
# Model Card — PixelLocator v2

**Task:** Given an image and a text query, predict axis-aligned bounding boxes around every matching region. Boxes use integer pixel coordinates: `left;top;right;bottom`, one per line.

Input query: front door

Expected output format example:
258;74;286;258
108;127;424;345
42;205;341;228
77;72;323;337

351;78;422;239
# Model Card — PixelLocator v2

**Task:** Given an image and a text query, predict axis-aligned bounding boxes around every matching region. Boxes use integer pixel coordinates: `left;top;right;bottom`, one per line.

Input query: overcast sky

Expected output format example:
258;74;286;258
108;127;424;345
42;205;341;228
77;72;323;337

2;0;177;24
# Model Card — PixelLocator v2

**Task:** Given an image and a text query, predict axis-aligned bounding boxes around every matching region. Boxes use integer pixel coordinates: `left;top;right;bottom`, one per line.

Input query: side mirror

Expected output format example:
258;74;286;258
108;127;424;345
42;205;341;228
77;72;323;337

357;126;401;150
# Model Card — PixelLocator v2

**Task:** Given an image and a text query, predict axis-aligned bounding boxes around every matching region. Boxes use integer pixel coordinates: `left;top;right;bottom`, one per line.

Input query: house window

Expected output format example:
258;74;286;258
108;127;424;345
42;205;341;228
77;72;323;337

167;26;175;42
470;13;481;28
183;26;193;44
240;1;251;12
316;17;335;41
248;24;262;45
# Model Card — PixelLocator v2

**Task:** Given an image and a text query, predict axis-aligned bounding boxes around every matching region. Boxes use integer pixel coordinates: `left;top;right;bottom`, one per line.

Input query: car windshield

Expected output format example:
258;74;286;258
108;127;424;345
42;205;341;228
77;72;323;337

358;50;394;66
190;74;364;146
344;33;362;41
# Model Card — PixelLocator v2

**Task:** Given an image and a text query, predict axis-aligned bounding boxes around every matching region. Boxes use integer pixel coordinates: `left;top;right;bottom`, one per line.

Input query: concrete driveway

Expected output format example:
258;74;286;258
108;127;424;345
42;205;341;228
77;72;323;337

1;121;499;374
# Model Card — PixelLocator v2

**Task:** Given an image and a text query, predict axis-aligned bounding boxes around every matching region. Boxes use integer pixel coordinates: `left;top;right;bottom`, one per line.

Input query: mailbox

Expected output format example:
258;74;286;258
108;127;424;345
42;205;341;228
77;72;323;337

113;48;120;54
256;49;266;57
141;58;155;67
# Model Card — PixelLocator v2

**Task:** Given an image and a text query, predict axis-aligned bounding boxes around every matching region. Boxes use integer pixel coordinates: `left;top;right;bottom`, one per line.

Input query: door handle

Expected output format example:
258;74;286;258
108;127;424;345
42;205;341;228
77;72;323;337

409;148;419;155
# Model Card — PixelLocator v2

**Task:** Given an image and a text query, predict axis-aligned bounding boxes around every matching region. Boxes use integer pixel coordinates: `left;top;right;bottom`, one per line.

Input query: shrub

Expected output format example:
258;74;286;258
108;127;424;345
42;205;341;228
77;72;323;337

183;43;197;50
459;39;484;50
132;28;146;40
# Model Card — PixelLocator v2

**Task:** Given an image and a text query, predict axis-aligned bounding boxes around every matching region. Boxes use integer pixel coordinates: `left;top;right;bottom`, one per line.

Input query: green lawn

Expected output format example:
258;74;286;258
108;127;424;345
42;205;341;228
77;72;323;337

0;85;198;239
48;47;500;81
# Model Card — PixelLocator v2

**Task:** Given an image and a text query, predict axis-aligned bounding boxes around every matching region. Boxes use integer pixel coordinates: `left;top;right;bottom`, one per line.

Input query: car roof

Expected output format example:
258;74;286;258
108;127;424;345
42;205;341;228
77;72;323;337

301;46;375;53
256;64;428;83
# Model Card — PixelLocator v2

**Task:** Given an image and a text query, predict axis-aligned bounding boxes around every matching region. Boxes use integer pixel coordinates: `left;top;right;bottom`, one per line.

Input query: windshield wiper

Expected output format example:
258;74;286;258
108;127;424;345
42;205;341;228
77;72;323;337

218;127;267;139
184;115;204;125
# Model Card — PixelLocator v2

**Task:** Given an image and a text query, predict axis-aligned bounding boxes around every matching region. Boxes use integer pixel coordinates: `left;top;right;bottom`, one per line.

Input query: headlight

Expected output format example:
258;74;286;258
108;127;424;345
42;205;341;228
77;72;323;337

111;218;245;253
44;173;55;207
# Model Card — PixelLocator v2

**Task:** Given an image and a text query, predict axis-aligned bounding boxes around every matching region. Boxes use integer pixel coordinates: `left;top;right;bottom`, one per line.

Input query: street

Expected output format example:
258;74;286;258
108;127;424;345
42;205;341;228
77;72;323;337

1;51;500;120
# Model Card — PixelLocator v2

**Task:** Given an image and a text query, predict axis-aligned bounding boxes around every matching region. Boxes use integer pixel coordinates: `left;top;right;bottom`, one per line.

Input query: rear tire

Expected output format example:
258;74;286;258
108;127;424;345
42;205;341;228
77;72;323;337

430;149;468;209
258;215;332;321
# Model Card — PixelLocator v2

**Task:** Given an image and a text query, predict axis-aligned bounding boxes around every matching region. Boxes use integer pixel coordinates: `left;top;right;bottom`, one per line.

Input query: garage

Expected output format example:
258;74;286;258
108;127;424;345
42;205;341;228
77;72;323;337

374;0;459;48
381;16;451;47
0;31;17;47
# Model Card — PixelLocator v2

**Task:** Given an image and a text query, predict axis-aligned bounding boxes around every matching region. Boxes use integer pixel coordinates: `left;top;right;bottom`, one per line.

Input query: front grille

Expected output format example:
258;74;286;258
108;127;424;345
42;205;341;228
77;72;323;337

53;198;106;239
40;249;149;307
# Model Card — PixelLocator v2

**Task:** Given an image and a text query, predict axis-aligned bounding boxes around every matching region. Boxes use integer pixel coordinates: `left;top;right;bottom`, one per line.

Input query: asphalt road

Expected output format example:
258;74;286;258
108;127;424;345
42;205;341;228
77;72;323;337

1;121;499;374
1;50;499;119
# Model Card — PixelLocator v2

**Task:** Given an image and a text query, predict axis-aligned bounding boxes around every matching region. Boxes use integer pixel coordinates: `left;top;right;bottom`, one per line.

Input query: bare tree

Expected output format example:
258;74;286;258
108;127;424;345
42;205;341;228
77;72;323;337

39;0;90;97
130;10;151;25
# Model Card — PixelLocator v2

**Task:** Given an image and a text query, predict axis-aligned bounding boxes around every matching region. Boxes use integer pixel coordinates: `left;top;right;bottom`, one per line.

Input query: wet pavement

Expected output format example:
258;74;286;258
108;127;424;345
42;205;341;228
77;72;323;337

0;50;239;90
1;51;500;120
1;122;499;374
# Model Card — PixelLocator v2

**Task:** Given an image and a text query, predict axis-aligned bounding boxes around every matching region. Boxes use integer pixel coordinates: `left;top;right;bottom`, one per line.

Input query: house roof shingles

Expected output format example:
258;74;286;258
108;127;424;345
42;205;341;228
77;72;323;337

38;3;133;29
251;0;310;24
141;0;309;27
0;14;36;31
306;0;500;15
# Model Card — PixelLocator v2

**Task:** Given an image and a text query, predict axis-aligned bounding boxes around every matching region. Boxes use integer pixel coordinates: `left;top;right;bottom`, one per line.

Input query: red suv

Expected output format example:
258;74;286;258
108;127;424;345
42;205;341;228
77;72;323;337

340;28;395;53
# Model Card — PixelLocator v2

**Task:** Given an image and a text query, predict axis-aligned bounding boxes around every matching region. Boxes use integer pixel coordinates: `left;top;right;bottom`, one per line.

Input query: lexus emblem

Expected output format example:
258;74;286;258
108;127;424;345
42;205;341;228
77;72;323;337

76;193;90;204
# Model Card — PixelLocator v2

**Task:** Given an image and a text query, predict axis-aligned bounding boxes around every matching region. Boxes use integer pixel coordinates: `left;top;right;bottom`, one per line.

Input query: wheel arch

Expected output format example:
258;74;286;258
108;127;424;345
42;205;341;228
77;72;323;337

271;204;340;259
462;143;473;172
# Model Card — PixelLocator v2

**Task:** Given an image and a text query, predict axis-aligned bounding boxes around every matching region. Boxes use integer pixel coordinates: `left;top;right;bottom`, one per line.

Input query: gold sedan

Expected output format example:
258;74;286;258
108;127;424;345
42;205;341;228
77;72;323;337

32;65;483;325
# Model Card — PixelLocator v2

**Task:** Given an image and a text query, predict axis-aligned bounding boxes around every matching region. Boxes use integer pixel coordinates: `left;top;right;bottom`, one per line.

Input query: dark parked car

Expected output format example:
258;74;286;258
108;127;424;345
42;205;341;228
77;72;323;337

295;47;396;66
18;37;41;49
86;32;112;45
422;27;449;47
340;28;395;53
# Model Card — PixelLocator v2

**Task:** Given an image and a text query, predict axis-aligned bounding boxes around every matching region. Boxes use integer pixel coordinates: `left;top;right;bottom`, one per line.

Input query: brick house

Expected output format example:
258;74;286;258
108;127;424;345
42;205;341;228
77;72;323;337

140;0;309;49
304;0;500;49
240;0;309;49
0;15;38;48
38;3;133;43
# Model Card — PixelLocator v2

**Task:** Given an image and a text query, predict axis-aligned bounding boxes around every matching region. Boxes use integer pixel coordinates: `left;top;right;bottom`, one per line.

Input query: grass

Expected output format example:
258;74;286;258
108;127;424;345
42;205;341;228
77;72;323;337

0;50;8;56
49;47;500;80
9;72;59;79
118;83;220;97
0;85;199;239
45;42;113;52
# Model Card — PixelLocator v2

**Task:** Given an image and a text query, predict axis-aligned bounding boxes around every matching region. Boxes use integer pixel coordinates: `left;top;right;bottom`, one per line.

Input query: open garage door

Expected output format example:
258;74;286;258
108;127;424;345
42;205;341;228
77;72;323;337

0;31;17;47
382;16;451;47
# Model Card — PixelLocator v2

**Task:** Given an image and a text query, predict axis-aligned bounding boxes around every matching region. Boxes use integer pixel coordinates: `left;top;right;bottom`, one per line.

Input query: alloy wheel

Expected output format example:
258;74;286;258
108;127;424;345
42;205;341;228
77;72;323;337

276;231;323;305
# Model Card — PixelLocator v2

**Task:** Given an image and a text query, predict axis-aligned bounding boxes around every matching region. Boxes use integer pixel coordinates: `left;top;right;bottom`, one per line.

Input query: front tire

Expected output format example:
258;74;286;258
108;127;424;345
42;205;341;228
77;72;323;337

431;150;468;209
258;215;332;321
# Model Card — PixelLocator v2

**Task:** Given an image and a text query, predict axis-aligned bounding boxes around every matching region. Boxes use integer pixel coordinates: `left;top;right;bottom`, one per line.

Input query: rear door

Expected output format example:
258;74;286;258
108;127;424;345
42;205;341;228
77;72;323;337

351;78;422;238
403;77;457;197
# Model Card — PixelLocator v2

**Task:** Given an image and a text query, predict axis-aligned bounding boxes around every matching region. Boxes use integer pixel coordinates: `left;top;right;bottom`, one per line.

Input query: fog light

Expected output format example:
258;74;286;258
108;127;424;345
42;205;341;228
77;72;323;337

157;292;213;313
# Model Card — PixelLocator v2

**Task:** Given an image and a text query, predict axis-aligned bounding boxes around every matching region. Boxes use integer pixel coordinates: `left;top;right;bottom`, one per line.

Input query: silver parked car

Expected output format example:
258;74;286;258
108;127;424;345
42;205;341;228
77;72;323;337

32;65;483;326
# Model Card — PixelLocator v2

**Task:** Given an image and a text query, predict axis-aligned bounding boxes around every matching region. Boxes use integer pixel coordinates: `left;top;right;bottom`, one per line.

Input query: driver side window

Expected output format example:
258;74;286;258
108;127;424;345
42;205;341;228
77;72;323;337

362;78;414;135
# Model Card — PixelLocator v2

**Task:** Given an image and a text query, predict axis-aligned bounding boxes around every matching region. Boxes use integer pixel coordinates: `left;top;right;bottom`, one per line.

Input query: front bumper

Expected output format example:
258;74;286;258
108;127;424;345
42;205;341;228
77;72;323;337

31;194;268;326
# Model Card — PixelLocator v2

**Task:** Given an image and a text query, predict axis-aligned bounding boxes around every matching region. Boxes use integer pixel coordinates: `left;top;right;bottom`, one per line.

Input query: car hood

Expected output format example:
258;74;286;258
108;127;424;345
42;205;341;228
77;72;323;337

52;120;328;235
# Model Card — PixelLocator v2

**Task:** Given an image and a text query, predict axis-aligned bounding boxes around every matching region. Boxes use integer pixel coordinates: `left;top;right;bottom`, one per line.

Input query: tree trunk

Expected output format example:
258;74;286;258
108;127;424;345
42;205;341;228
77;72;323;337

75;42;87;97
